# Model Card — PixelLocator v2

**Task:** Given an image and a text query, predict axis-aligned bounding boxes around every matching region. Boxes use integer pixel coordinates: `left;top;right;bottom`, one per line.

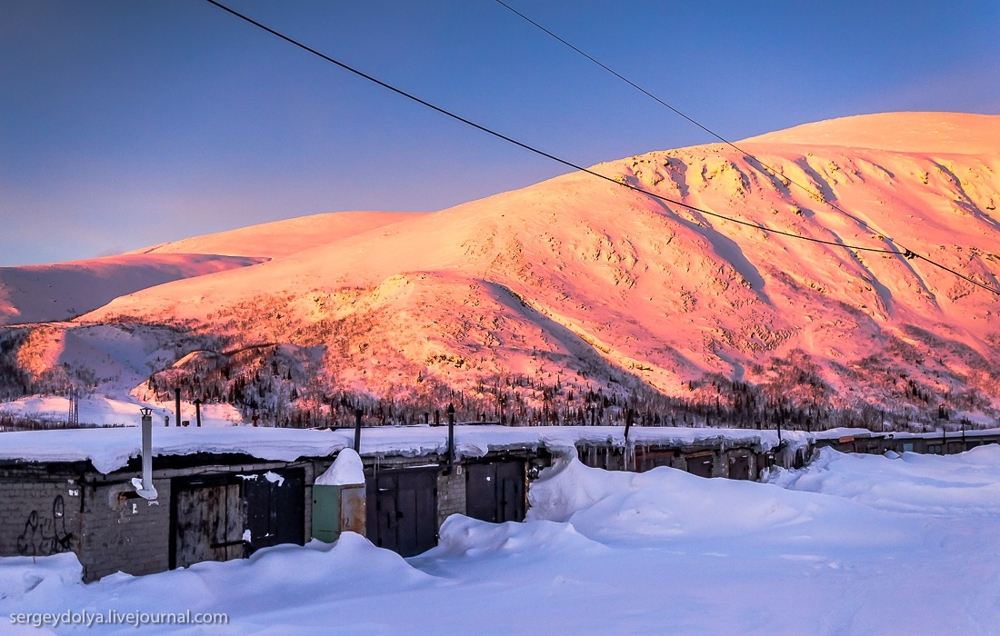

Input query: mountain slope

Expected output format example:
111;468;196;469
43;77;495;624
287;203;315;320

0;253;265;326
5;112;1000;428
137;211;427;259
742;112;1000;153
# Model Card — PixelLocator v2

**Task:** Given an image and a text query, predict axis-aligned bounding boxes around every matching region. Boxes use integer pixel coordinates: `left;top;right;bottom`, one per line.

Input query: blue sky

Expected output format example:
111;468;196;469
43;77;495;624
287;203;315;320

2;0;998;266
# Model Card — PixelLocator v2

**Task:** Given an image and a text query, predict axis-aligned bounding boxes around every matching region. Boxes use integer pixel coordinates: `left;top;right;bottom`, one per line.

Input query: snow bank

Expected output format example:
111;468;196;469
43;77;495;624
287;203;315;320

315;448;364;485
767;445;1000;516
3;446;1000;634
524;454;918;546
0;553;82;605
0;534;435;634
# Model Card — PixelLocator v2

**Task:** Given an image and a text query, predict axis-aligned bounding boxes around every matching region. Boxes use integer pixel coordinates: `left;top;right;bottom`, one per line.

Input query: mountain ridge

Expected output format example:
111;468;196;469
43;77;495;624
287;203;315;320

3;112;999;429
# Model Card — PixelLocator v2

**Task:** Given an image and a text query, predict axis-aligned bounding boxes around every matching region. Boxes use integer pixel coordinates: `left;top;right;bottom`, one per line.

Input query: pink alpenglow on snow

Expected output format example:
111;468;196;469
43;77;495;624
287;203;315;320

2;112;999;434
0;253;265;325
16;111;994;425
138;211;427;259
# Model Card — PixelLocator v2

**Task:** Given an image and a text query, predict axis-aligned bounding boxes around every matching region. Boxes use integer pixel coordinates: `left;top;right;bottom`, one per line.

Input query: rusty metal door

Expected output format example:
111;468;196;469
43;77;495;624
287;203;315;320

171;476;242;569
686;454;714;478
366;467;438;557
728;454;752;480
242;469;305;554
635;449;674;472
466;461;525;524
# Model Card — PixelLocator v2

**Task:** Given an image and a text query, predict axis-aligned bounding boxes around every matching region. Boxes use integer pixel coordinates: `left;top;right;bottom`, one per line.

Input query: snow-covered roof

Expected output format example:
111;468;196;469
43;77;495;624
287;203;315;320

0;427;345;474
0;424;817;474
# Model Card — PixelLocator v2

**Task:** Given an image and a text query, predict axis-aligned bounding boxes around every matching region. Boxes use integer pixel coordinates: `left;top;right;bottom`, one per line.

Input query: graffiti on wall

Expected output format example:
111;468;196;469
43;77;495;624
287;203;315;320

17;495;74;556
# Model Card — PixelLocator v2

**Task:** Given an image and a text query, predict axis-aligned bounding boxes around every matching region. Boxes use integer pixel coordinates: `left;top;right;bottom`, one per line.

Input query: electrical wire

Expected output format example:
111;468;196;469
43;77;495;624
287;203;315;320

204;0;999;296
495;0;1000;297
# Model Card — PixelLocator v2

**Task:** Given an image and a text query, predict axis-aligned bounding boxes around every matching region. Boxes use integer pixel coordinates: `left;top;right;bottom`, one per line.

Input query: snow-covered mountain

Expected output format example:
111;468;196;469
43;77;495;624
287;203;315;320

3;112;998;429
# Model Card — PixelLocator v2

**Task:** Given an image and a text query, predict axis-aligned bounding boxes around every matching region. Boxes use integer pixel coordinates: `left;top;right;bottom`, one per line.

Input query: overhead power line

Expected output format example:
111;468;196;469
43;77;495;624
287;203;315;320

494;1;1000;298
204;0;999;297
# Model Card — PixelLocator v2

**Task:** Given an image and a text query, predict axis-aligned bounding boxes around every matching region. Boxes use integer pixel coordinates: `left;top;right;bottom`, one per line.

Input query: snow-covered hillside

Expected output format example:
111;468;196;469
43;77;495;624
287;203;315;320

0;253;265;326
2;112;998;428
136;211;425;259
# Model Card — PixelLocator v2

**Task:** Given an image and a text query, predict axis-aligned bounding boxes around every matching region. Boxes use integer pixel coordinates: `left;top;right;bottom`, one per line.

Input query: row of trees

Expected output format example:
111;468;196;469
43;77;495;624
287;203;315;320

132;342;987;432
2;320;993;432
0;329;31;400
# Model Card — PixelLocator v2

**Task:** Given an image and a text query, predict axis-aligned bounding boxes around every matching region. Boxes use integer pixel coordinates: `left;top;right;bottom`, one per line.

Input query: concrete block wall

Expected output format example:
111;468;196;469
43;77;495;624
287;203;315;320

0;478;81;558
437;468;466;530
79;478;171;582
711;453;729;478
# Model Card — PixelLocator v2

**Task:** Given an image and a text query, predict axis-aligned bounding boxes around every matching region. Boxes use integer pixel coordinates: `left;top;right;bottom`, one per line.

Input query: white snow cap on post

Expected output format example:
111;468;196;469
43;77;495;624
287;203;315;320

316;448;364;486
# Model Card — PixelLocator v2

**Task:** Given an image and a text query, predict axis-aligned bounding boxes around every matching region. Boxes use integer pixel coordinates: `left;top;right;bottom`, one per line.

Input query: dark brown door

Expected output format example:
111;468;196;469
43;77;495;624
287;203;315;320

686;455;714;478
729;454;751;480
497;461;524;522
242;469;305;554
466;461;525;524
366;468;438;557
635;449;674;472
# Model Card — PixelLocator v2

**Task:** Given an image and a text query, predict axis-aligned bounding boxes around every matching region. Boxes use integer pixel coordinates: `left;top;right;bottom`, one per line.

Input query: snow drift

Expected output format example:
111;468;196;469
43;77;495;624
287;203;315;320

4;446;1000;634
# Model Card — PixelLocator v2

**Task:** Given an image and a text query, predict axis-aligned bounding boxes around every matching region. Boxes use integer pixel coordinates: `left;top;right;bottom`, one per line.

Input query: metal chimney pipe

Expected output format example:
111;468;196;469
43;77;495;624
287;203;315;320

140;407;153;493
174;388;181;427
354;408;363;453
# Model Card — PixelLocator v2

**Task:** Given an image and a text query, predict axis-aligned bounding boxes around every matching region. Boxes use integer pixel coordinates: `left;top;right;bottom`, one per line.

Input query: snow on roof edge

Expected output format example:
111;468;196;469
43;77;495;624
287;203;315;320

0;425;825;475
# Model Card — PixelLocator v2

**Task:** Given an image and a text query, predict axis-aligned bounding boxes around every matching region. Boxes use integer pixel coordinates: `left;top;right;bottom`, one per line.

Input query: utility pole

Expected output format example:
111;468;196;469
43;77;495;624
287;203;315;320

446;403;456;475
353;408;363;453
174;388;181;427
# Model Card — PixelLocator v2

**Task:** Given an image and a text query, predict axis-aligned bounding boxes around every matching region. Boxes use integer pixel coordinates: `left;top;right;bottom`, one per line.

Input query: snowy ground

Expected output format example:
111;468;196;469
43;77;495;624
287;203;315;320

4;446;1000;634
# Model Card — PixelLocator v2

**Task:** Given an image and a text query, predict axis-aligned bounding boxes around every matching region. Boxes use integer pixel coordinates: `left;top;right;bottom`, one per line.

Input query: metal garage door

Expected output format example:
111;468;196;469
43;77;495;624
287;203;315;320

466;461;525;524
171;475;243;569
242;468;305;554
728;454;752;480
366;467;438;557
170;468;305;569
686;454;714;478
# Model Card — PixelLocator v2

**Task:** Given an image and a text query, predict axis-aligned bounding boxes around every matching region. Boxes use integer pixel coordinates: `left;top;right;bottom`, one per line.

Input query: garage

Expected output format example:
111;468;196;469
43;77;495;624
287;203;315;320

366;467;438;557
169;468;305;570
728;453;752;480
465;461;525;524
686;453;714;478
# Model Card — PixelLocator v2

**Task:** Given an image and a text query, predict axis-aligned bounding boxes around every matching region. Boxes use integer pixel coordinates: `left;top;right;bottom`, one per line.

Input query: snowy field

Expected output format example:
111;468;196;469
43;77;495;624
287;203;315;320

4;446;1000;635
